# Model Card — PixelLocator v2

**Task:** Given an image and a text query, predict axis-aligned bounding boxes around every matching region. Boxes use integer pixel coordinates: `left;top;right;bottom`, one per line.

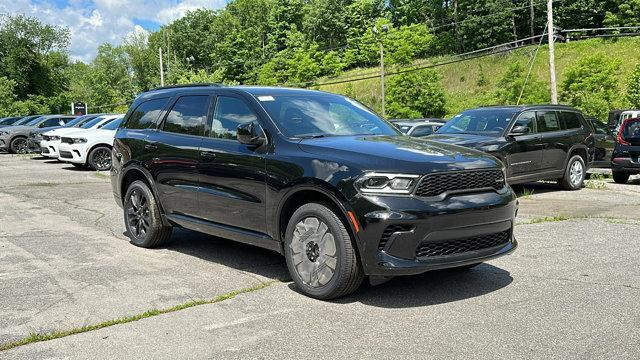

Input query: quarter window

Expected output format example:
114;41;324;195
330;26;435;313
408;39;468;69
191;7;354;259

163;96;209;136
210;96;257;140
123;98;169;129
536;111;560;132
560;111;583;130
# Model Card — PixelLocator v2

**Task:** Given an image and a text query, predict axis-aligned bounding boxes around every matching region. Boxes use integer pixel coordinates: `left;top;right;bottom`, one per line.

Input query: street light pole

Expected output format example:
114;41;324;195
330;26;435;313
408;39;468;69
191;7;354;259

547;0;558;104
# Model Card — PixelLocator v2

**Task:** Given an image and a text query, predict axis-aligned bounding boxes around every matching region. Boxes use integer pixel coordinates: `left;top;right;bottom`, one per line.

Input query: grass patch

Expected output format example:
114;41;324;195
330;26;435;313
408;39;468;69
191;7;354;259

93;172;109;179
520;187;535;200
520;214;571;225
0;281;276;352
585;173;608;190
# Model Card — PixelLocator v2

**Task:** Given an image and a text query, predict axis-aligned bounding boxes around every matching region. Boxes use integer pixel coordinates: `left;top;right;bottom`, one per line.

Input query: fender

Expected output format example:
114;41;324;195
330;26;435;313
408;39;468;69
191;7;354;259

563;144;590;171
120;163;172;227
274;181;361;245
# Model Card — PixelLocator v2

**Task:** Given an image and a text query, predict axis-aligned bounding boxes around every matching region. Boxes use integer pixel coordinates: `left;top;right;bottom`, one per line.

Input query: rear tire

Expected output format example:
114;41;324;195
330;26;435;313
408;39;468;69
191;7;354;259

558;155;585;190
612;171;630;184
124;180;172;248
284;202;364;300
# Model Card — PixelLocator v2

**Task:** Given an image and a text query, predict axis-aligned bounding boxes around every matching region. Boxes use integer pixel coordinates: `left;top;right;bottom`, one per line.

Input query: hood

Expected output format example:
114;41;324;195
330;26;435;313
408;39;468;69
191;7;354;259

33;126;64;135
428;133;502;148
61;128;116;139
298;135;501;173
45;127;86;136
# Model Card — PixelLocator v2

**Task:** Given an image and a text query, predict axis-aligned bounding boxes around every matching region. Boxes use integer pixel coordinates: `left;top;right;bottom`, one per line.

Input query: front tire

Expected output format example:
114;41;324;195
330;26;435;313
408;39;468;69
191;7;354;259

284;203;363;300
612;171;630;184
558;155;585;190
88;146;112;171
9;137;28;154
124;180;172;248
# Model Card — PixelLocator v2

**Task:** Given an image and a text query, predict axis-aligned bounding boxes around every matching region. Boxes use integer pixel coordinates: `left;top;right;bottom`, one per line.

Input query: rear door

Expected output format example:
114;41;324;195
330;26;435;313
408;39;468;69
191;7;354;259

536;110;569;171
196;93;268;234
591;120;614;165
506;111;544;177
147;94;211;217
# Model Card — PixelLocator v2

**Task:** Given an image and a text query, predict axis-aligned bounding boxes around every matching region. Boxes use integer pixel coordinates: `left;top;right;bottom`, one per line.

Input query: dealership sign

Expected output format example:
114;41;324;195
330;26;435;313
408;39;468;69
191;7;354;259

71;102;87;115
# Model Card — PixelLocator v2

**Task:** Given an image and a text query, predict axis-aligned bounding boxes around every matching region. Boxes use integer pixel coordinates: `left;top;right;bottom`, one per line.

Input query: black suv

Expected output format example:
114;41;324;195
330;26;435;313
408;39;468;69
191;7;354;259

111;85;517;299
611;117;640;183
430;105;595;190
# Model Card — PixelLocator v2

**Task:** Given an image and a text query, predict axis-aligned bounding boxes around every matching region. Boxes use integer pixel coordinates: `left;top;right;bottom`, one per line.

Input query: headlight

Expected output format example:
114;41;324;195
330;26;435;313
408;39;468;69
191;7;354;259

50;136;60;141
355;173;420;195
34;133;43;139
72;138;87;144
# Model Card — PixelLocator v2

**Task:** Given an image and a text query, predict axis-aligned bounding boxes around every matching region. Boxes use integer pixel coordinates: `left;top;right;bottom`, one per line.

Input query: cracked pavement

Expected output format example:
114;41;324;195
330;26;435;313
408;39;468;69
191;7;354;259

1;154;639;359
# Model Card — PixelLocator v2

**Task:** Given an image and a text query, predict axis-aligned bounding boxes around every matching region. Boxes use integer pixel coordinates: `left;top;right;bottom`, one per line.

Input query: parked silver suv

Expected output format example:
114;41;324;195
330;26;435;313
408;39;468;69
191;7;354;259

0;115;76;153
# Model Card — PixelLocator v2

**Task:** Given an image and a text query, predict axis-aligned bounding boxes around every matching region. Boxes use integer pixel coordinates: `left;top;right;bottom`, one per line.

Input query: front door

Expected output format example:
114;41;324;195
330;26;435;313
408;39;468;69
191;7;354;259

506;111;544;178
196;95;268;234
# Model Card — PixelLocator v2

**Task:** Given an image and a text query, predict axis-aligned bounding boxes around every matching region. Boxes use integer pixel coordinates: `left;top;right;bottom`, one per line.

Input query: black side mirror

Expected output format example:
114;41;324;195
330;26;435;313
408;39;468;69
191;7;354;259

509;125;530;136
237;121;265;146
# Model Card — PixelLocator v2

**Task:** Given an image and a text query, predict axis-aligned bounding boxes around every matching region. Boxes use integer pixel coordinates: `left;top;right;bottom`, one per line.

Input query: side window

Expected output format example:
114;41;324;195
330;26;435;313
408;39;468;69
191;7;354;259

513;111;536;133
162;96;209;136
411;126;434;137
123;98;169;129
560;111;583;130
210;96;258;140
40;118;63;128
536;111;560;133
592;121;608;135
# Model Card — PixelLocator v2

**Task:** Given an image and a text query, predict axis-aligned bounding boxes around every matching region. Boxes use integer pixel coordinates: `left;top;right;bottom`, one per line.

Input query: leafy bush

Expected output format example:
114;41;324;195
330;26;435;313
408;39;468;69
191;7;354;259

494;63;549;105
561;55;622;120
627;63;640;108
386;69;446;118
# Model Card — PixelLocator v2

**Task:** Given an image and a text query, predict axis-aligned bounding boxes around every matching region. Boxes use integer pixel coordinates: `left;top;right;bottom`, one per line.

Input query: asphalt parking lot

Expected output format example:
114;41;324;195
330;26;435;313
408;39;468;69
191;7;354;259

1;154;639;359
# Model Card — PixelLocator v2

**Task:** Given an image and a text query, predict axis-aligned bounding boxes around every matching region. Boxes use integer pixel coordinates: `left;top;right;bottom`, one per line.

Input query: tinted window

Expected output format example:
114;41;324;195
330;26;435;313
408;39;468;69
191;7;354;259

591;120;608;135
513;111;536;133
536;111;560;132
622;119;640;139
81;116;109;129
25;117;45;126
40;118;64;128
398;125;412;134
211;96;258;139
560;111;583;129
124;98;169;129
259;94;397;138
163;96;209;136
102;118;123;130
440;109;517;135
411;125;434;137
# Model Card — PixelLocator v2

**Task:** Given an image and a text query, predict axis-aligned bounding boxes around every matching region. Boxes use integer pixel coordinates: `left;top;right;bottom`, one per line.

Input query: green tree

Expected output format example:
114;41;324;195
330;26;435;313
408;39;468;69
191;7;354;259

561;55;622;120
627;63;640;108
494;63;549;105
386;69;446;118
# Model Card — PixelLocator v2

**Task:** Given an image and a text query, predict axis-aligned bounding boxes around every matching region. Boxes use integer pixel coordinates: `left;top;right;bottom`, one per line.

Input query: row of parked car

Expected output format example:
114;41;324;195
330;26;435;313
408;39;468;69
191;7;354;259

0;113;124;170
2;84;639;300
391;107;640;185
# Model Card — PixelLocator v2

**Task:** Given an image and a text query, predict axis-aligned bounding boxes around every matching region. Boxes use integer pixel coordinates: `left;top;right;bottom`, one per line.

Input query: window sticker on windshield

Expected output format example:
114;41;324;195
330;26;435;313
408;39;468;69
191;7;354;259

258;96;275;102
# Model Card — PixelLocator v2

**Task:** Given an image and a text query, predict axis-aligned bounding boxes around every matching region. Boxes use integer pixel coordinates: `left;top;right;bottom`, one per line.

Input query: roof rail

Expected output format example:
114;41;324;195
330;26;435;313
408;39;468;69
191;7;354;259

151;83;224;91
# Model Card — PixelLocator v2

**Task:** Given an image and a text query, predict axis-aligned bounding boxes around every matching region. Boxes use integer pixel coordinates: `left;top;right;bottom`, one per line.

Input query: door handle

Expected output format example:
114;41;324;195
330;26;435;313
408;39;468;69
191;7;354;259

144;143;158;151
200;151;216;160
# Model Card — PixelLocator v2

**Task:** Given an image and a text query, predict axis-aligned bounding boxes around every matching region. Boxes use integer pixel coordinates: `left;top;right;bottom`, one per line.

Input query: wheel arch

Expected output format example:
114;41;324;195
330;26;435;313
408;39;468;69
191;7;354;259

86;142;113;165
120;165;171;226
566;144;589;170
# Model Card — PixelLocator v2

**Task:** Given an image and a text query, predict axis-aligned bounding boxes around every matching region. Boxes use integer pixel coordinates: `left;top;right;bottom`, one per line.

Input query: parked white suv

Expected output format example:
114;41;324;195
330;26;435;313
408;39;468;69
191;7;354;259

41;115;121;159
58;117;124;171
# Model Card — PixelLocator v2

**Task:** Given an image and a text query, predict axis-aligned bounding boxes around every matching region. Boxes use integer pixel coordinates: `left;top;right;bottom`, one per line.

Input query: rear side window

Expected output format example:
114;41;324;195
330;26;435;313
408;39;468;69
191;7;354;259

559;111;583;130
163;96;209;136
123;98;169;129
536;111;560;132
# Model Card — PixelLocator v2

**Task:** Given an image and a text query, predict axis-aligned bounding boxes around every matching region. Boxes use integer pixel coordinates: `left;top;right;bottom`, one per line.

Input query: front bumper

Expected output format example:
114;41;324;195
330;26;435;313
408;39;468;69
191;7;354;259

40;140;61;158
0;135;9;151
352;188;518;276
58;142;88;164
27;138;42;153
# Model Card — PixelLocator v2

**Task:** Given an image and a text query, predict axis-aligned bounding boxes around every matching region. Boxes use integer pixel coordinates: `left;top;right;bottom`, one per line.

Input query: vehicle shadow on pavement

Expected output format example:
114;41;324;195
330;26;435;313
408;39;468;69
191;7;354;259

330;264;513;308
512;182;564;197
156;228;290;281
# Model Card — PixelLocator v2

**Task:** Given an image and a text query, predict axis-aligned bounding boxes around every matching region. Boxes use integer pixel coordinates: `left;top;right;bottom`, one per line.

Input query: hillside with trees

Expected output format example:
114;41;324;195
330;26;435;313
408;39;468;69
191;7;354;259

1;0;640;118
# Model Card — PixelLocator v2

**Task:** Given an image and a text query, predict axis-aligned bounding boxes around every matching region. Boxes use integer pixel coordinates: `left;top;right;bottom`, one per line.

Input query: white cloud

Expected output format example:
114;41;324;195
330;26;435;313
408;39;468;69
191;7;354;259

0;0;227;62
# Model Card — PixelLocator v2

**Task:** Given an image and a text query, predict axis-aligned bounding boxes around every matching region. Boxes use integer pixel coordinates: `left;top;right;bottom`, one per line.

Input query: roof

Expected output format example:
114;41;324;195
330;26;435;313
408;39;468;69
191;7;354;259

477;104;580;111
393;120;443;127
141;84;338;98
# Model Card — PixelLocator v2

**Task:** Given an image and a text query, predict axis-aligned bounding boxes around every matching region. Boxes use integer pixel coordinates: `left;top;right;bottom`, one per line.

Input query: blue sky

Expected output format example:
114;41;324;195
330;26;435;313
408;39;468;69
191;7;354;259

1;0;227;62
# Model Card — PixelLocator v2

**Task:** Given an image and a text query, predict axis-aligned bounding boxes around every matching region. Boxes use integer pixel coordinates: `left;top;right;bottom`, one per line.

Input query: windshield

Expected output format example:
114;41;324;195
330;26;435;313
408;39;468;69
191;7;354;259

25;116;45;126
622;119;640;139
80;116;110;129
101;118;123;130
259;94;398;138
13;116;38;125
64;115;92;127
438;109;518;135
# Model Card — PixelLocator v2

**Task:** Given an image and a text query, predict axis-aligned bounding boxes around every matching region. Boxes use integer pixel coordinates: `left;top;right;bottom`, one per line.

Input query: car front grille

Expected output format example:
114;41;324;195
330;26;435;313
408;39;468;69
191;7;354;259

61;137;73;144
415;169;505;197
415;230;511;258
379;224;413;250
59;150;73;159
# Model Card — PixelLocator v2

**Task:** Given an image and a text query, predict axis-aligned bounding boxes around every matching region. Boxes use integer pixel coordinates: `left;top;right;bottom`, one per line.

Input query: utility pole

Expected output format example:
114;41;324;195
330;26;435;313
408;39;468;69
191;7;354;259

530;0;536;44
159;47;165;87
372;25;389;117
547;0;558;104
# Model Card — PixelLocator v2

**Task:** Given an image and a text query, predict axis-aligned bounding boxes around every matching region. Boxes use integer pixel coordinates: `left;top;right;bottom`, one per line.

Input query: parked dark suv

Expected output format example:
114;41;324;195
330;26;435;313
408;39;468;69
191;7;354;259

430;105;595;190
611;117;640;183
111;85;517;299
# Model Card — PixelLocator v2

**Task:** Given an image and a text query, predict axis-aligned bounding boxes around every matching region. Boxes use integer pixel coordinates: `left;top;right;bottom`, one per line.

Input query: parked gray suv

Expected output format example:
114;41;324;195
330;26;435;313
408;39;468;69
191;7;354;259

0;115;76;154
